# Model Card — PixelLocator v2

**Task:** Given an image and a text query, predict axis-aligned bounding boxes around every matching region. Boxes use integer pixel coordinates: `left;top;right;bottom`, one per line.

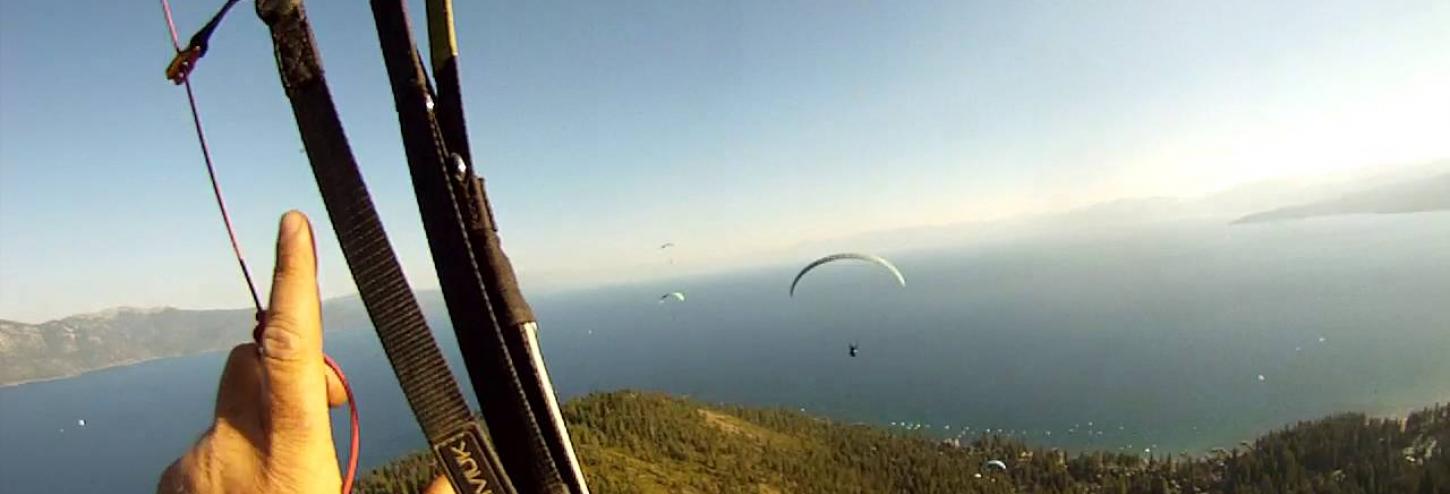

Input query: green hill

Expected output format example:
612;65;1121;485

356;391;1450;494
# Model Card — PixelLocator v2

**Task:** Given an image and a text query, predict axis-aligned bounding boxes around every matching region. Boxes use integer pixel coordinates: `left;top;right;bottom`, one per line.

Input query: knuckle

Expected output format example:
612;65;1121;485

157;459;187;493
261;313;307;360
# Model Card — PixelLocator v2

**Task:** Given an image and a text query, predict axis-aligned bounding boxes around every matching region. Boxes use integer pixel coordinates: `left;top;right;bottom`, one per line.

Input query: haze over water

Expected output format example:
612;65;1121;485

4;212;1448;493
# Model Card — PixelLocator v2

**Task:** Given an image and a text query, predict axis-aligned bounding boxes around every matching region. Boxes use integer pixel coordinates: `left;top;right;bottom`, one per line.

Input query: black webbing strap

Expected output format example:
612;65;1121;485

419;0;590;490
365;0;570;492
253;1;514;493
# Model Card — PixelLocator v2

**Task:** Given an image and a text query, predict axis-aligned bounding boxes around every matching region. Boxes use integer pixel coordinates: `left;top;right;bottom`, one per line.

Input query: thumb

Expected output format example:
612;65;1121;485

259;211;330;441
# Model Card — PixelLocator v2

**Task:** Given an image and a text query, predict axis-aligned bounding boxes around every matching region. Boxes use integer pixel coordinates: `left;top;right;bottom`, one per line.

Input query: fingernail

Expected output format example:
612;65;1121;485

280;211;305;242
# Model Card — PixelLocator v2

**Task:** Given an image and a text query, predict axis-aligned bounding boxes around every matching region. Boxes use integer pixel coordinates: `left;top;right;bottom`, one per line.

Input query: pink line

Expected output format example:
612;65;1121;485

158;0;263;312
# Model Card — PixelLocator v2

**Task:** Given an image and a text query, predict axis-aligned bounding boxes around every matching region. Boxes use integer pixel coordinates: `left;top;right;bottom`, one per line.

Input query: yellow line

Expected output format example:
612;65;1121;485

427;0;459;66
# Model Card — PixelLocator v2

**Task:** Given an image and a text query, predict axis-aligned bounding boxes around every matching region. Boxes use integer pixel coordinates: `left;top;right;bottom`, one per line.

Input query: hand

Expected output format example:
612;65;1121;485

158;211;347;494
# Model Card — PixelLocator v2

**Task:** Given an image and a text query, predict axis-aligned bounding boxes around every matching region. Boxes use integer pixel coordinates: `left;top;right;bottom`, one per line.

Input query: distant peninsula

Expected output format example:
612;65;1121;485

1234;173;1450;224
0;293;436;387
0;307;255;386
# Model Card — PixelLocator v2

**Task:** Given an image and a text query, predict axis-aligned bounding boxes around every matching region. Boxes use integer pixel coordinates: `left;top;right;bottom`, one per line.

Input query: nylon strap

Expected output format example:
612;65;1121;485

418;0;588;491
254;2;514;492
420;0;588;488
366;0;570;491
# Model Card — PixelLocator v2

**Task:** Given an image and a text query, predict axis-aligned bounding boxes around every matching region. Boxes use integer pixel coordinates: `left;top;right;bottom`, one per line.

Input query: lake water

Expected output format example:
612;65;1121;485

3;214;1449;493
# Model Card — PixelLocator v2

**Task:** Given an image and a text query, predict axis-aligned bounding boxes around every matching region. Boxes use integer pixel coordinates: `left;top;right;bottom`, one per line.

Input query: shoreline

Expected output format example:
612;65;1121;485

0;348;231;389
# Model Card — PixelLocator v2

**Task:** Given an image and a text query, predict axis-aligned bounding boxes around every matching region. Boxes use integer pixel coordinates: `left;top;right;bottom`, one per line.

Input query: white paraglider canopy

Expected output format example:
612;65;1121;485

789;253;906;297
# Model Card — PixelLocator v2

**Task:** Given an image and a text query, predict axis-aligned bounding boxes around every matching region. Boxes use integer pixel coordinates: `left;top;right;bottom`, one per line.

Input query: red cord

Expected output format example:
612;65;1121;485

160;2;360;492
325;354;362;494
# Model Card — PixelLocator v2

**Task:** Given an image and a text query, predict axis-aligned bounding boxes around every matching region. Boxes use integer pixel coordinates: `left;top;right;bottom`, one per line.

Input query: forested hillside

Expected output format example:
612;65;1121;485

356;391;1449;493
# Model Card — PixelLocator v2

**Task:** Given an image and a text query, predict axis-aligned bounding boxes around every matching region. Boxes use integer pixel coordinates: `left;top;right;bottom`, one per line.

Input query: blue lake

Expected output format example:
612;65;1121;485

3;215;1449;493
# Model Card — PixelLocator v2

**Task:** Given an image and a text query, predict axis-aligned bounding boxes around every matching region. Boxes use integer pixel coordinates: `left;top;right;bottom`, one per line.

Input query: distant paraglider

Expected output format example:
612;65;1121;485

659;292;686;303
789;253;906;297
984;459;1008;471
659;242;675;250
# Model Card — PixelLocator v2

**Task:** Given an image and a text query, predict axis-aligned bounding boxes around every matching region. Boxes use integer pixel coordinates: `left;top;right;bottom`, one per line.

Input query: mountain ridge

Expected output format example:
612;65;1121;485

0;289;460;386
1234;173;1450;224
0;307;255;386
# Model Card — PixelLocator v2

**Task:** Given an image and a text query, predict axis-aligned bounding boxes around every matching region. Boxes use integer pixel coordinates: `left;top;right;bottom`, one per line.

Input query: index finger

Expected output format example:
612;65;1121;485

260;211;330;438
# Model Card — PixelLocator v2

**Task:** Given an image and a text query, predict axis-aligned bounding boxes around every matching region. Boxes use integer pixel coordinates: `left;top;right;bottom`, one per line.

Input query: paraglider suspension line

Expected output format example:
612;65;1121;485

160;2;260;312
158;1;359;491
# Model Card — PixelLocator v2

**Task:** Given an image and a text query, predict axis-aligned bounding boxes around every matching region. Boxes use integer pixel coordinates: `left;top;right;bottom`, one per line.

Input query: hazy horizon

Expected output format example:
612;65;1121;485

3;0;1448;322
3;158;1448;324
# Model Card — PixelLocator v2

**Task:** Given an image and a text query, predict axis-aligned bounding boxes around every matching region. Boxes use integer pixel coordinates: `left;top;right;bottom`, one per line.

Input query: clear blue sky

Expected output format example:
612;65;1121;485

2;0;1447;322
